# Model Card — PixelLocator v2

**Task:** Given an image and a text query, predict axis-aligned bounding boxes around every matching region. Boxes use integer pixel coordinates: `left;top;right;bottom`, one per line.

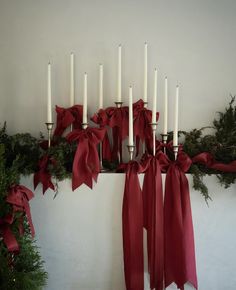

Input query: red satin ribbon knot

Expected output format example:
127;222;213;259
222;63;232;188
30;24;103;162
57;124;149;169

67;127;106;190
54;105;83;136
34;154;55;194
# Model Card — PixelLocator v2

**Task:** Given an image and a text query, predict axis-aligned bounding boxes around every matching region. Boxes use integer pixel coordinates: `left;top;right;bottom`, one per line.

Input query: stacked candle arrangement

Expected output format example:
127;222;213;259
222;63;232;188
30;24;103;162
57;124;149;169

46;44;180;160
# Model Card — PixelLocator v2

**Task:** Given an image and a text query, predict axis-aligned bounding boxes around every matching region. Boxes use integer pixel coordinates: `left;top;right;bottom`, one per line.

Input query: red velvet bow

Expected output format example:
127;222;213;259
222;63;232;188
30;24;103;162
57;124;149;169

122;160;148;290
133;99;159;156
34;154;55;194
0;214;19;252
67;127;106;190
91;109;112;161
6;185;35;238
192;152;236;172
162;151;198;290
142;152;165;290
54;105;83;137
106;106;129;162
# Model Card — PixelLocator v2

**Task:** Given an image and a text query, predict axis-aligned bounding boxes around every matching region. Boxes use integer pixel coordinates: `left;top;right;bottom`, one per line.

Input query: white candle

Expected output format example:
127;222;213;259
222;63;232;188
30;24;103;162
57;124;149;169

83;73;88;124
163;77;168;134
70;53;75;107
152;68;157;123
117;45;122;102
99;64;103;109
129;86;134;146
47;62;52;123
173;85;179;147
143;42;148;102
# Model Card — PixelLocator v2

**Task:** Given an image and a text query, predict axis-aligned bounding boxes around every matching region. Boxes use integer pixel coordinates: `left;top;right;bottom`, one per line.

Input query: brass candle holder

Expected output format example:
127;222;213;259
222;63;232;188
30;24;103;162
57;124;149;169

82;122;88;130
143;101;148;108
127;144;135;161
173;145;179;161
114;101;123;108
161;133;168;154
150;122;158;156
45;122;54;148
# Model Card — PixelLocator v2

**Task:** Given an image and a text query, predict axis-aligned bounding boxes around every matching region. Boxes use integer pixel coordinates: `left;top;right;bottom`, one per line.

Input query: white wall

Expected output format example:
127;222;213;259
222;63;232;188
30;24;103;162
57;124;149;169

21;174;236;290
0;0;236;136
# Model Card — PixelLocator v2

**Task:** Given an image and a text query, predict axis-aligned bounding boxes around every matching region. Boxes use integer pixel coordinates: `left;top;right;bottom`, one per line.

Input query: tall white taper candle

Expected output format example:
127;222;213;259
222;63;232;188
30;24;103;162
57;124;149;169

47;62;52;123
117;45;122;102
70;53;75;107
129;86;134;146
99;64;103;109
83;73;88;124
163;77;168;134
143;42;148;103
173;85;179;147
152;69;157;123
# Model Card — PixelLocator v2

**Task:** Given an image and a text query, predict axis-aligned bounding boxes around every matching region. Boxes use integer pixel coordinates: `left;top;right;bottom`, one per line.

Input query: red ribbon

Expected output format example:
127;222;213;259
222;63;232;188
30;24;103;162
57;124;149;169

106;106;129;162
67;127;106;190
142;152;165;290
91;109;112;161
34;154;55;194
0;185;35;253
6;185;35;238
0;214;19;252
192;152;236;172
133;99;159;156
122;160;148;290
54;105;83;137
163;151;198;290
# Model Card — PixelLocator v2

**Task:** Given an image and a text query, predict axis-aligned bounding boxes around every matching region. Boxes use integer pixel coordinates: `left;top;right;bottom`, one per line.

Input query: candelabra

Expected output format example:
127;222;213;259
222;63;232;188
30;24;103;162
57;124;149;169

173;145;179;161
82;123;88;130
45;122;54;148
114;101;123;108
127;144;135;161
161;133;168;154
150;122;157;156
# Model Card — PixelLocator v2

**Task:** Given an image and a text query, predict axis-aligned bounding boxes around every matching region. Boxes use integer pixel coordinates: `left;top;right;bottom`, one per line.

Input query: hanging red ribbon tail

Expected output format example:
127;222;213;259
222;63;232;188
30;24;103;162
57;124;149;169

192;152;236;172
34;154;55;194
67;127;106;191
142;153;164;290
164;151;198;290
6;185;35;237
91;109;112;161
0;214;19;252
122;161;147;290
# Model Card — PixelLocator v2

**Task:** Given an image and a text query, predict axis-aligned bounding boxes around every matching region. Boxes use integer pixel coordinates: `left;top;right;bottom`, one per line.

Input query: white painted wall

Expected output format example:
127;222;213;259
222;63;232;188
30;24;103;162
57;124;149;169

0;0;236;136
21;174;236;290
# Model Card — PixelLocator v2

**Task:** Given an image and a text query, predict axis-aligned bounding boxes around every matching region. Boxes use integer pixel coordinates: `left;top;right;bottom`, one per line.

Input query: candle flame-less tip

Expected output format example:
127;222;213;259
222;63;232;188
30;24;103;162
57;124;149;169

118;44;122;47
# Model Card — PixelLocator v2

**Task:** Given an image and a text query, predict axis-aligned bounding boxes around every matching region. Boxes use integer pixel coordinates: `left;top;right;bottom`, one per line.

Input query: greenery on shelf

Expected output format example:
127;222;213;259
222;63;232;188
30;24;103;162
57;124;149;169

0;126;47;290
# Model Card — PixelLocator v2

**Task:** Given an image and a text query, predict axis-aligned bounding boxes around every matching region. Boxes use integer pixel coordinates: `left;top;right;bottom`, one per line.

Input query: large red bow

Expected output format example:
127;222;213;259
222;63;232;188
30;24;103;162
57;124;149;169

163;151;198;290
121;160;149;290
54;105;83;137
192;152;236;172
34;154;55;194
91;109;112;161
142;152;165;290
67;127;106;190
